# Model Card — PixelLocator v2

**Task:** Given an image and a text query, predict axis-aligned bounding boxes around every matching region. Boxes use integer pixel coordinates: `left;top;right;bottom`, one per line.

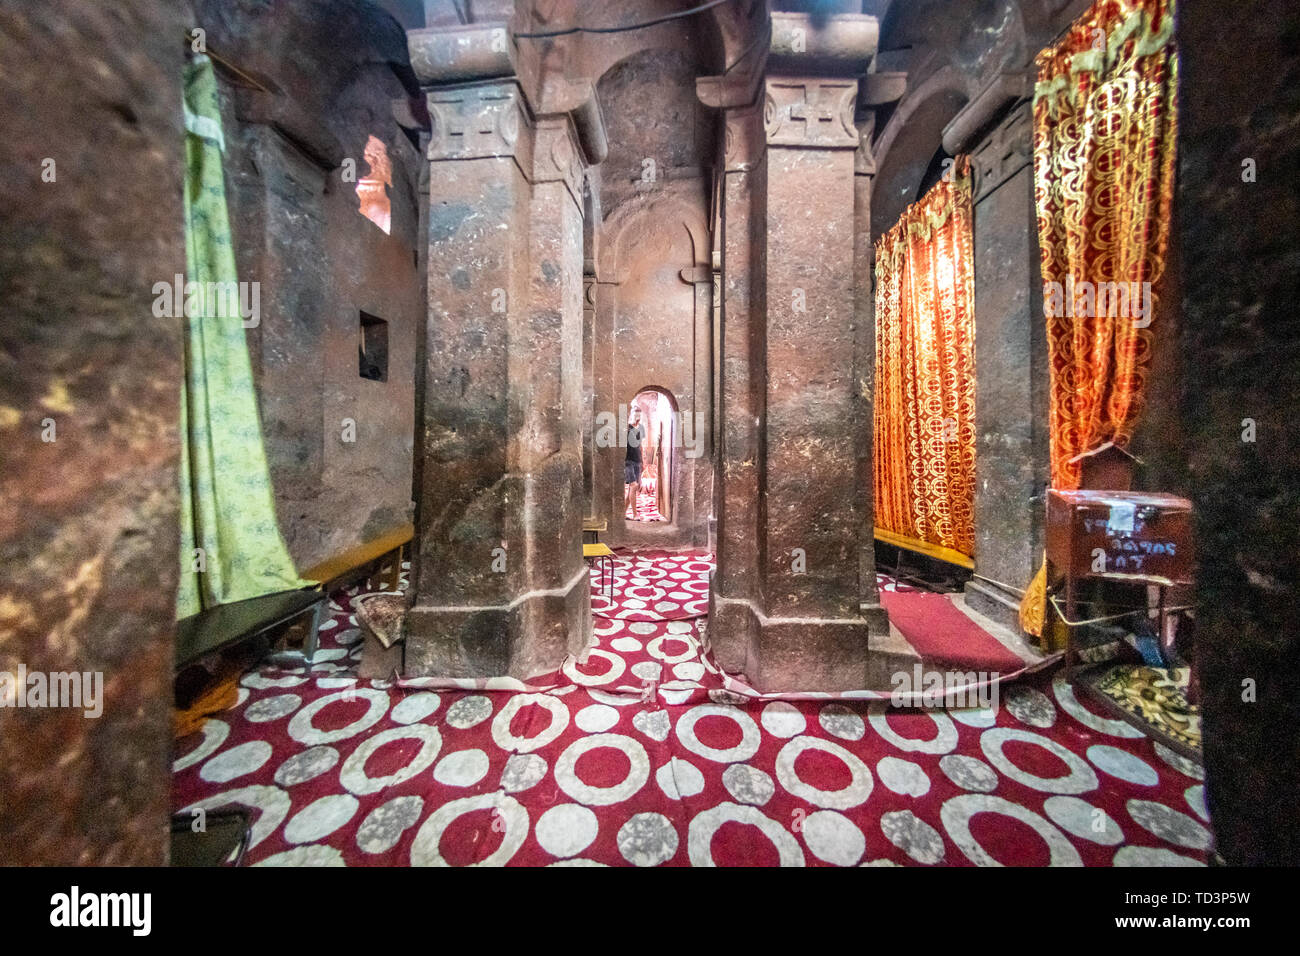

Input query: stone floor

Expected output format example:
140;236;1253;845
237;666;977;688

172;550;1210;866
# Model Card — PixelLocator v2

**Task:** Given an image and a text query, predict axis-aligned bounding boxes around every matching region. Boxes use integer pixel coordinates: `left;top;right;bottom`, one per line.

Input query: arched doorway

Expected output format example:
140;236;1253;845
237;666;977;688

624;387;677;525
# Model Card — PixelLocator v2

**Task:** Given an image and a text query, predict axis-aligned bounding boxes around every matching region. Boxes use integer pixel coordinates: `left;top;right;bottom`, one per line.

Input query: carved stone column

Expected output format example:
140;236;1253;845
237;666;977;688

700;12;889;692
592;278;619;529
853;111;888;619
680;263;714;546
582;272;596;516
957;101;1049;632
403;24;596;678
700;93;764;681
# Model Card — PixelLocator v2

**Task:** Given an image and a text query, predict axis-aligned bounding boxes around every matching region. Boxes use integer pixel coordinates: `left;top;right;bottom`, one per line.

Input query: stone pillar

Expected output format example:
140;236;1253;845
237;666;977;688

701;12;889;692
1175;0;1300;865
592;278;619;527
0;0;185;865
582;272;596;516
403;25;595;678
853;111;887;618
220;102;341;542
681;263;714;546
959;102;1049;632
705;95;765;681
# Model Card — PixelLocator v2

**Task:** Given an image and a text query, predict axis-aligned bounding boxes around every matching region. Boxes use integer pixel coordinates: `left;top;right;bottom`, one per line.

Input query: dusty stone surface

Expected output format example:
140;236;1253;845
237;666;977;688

0;0;185;865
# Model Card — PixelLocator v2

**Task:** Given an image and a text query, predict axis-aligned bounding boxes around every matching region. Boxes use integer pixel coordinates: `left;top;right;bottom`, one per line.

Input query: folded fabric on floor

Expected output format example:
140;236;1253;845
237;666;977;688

1083;664;1201;754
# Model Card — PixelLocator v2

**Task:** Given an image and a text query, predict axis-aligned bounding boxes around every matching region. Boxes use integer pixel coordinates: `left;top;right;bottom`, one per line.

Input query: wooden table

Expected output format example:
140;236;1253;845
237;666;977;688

582;517;607;544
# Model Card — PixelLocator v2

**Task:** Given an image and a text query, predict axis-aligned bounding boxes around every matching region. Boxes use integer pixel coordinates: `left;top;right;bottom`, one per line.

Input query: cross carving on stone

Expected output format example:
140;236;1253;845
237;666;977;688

445;104;499;148
788;89;836;139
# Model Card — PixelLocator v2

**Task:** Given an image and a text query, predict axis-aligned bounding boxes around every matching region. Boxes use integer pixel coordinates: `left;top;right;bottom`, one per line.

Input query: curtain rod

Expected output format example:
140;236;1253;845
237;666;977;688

184;30;273;94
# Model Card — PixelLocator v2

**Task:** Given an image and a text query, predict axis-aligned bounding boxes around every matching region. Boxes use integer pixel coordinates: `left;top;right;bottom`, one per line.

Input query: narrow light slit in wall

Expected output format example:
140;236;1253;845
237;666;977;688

357;134;391;234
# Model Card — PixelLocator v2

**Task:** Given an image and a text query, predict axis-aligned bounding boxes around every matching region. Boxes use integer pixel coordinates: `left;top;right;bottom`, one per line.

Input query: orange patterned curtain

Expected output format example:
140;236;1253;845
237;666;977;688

874;155;976;559
1019;0;1179;638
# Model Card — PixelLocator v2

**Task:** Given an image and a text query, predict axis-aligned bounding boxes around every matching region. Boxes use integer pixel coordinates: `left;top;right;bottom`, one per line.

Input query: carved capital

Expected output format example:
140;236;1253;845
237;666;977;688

763;78;859;149
768;12;879;76
408;23;514;86
971;101;1033;203
724;100;765;172
532;116;585;209
427;80;531;165
942;71;1033;156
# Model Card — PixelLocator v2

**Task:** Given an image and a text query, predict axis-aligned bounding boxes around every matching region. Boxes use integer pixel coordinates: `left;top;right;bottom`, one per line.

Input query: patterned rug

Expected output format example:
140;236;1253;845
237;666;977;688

1081;664;1201;755
172;552;1211;866
590;548;712;622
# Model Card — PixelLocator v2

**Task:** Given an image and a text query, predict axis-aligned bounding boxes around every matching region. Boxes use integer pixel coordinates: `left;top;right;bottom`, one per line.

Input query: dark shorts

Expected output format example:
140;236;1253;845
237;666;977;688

624;461;642;485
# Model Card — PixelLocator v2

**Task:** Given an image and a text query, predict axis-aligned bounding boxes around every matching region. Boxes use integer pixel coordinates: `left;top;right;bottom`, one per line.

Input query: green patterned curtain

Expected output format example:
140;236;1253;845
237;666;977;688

177;54;312;619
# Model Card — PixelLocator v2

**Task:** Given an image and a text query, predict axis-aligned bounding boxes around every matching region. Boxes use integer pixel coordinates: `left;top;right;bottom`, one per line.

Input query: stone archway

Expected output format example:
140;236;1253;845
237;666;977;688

870;67;970;241
593;196;712;549
625;384;681;528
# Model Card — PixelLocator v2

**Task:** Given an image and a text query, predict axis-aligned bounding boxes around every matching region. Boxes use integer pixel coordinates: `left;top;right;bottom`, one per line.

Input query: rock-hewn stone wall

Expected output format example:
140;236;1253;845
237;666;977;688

192;0;425;571
1172;0;1300;866
0;0;186;866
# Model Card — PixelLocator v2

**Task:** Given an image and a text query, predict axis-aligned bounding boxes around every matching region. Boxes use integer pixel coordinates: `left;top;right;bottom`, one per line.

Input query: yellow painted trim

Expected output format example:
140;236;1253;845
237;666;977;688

873;527;975;570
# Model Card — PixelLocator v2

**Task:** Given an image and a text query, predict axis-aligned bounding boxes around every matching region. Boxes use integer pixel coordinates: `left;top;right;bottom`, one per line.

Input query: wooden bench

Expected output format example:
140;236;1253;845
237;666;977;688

175;523;415;674
301;522;414;593
582;517;607;544
176;587;327;671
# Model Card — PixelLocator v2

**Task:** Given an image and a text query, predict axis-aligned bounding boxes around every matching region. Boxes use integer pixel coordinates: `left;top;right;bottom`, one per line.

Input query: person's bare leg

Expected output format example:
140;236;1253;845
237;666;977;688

624;482;635;518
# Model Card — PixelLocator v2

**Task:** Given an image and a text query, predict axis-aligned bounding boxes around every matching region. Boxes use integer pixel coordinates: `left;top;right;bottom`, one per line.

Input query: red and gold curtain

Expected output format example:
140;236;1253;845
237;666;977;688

874;155;976;559
1020;0;1179;638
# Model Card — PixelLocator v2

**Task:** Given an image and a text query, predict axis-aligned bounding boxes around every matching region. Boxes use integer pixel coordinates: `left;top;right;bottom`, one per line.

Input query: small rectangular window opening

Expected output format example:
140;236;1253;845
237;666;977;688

359;311;388;382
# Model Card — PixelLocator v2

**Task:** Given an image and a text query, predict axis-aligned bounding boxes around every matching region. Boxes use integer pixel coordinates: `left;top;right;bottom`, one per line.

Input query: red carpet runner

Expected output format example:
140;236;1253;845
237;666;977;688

880;589;1027;674
172;551;1209;866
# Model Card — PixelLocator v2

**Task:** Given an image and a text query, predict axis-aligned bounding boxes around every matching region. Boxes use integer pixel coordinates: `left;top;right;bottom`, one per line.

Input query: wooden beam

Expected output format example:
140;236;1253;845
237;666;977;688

873;526;974;570
301;522;415;585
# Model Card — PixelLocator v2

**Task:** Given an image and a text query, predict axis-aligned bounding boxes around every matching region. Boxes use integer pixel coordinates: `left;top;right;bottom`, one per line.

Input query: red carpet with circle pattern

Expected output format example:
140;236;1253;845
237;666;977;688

172;549;1210;866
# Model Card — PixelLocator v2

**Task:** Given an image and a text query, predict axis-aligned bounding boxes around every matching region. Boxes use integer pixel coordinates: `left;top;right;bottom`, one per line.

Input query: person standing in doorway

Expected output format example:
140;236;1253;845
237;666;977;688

624;408;645;519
